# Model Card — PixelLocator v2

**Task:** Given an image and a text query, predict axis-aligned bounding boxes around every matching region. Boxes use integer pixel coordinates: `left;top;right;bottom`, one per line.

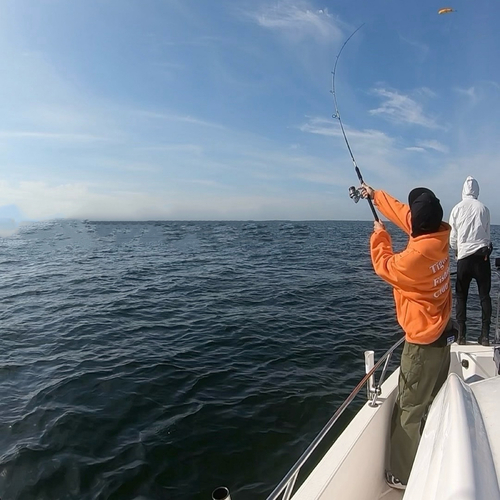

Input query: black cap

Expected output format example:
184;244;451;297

408;187;443;237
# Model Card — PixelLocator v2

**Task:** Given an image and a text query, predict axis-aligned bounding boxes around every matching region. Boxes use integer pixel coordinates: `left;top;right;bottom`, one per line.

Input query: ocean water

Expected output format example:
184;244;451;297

0;220;498;500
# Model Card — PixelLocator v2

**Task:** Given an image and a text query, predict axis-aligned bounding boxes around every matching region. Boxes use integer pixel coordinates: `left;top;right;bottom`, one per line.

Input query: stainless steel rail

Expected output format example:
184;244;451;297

266;336;405;500
495;269;500;344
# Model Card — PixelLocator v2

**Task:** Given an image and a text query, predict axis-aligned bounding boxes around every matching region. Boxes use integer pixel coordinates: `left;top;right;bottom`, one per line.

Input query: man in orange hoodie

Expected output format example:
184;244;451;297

361;184;455;490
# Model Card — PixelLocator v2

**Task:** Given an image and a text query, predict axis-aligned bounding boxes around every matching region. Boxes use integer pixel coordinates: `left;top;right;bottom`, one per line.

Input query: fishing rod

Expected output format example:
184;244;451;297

330;24;379;222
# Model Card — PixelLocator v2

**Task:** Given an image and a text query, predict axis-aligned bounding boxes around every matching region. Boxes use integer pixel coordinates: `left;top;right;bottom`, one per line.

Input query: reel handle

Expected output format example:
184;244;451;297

348;186;379;221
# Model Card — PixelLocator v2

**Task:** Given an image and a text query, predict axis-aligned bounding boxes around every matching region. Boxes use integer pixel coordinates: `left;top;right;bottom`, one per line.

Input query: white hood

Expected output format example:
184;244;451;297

449;176;490;259
462;176;479;200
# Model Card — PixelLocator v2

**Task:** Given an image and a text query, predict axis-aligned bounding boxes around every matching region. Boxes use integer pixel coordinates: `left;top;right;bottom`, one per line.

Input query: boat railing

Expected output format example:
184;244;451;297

495;262;500;344
265;336;405;500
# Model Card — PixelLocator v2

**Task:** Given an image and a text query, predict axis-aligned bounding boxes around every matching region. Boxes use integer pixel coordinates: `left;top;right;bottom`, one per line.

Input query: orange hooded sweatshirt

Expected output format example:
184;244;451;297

370;190;452;344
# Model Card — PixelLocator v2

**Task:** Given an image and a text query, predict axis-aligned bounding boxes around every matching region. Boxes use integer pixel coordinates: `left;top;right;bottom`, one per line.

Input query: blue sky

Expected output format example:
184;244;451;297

0;0;499;223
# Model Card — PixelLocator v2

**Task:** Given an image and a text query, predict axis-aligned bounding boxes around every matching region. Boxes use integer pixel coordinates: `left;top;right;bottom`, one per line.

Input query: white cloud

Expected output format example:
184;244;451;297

399;36;429;61
248;1;343;43
484;81;500;91
299;116;395;150
417;139;449;153
298;116;411;186
135;143;204;155
299;116;337;137
98;160;162;173
405;147;426;152
369;87;442;129
0;180;172;221
229;143;355;187
135;110;227;130
164;192;351;221
454;86;477;103
0;179;356;221
415;87;437;99
185;179;226;188
0;131;109;142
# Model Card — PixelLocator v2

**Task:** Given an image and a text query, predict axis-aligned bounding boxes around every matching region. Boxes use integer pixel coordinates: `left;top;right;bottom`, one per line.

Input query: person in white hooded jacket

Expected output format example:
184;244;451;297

449;176;492;345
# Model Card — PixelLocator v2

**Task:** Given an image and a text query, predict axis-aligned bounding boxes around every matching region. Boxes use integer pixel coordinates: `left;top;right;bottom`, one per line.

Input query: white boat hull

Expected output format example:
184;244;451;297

290;344;500;500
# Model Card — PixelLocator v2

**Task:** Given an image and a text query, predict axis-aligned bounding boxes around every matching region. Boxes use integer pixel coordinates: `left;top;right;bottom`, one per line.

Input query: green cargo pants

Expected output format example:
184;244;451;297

389;340;451;484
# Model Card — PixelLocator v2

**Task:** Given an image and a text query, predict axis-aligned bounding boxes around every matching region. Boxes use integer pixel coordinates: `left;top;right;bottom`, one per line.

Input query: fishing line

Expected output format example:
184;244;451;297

330;24;379;222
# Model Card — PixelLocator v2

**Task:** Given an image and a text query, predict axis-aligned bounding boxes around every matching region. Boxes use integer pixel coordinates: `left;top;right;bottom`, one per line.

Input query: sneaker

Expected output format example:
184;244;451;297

478;335;490;347
385;471;406;490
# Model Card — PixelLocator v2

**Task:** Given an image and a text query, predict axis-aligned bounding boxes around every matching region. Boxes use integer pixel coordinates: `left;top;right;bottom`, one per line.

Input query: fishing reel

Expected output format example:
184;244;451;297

349;186;361;203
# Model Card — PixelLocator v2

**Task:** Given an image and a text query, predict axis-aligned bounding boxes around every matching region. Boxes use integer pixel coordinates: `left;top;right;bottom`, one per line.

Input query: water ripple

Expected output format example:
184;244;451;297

0;220;497;499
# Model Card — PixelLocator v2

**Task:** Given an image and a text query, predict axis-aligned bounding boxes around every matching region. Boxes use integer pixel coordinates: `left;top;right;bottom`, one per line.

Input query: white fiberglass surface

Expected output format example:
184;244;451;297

449;344;498;382
470;376;500;481
291;370;400;500
289;345;499;500
404;373;500;500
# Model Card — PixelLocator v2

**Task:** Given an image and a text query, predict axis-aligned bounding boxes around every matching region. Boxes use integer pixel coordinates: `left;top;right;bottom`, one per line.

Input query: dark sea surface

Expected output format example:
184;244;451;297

0;220;498;500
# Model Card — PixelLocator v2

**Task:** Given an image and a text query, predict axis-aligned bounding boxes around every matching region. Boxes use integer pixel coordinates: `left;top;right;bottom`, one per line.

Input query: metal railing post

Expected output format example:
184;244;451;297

364;350;375;400
495;270;500;344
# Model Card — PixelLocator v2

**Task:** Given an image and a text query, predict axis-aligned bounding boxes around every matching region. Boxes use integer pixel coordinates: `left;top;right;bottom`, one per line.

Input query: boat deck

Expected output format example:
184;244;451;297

378;487;404;500
289;343;499;500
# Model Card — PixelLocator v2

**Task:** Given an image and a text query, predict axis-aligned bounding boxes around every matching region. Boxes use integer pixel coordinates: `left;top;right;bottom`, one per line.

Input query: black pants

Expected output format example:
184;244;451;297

456;253;492;326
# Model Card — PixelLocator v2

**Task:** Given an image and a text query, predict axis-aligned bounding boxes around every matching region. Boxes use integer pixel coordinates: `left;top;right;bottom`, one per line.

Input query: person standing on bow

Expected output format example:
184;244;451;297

360;183;454;490
449;176;492;346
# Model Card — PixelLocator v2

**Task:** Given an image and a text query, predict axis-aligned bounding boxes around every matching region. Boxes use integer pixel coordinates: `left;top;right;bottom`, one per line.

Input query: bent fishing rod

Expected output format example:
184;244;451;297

331;24;379;222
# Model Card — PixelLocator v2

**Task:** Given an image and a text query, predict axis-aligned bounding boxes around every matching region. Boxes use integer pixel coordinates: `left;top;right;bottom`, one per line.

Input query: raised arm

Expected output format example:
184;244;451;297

360;184;411;234
370;227;419;288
